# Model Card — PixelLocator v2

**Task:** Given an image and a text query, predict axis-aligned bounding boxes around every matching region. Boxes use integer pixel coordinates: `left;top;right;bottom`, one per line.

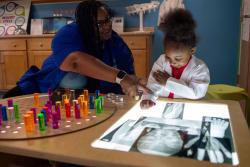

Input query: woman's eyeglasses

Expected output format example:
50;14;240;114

97;17;112;29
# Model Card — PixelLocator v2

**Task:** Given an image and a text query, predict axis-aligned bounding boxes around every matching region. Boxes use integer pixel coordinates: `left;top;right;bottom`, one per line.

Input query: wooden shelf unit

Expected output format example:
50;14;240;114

0;29;153;91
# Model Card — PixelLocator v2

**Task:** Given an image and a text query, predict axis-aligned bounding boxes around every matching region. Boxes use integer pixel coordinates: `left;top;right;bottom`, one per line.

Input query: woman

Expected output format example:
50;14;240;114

4;0;148;98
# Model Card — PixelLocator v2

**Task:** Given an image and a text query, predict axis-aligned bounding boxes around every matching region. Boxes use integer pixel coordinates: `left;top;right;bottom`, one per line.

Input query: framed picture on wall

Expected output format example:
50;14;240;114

0;0;31;36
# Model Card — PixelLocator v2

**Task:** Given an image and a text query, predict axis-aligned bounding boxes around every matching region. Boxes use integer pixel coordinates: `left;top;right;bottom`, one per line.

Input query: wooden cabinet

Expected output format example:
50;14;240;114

121;35;151;78
131;50;147;78
27;38;52;68
0;39;26;51
28;51;52;69
0;29;153;91
0;39;28;90
0;51;28;89
0;37;53;90
27;38;52;51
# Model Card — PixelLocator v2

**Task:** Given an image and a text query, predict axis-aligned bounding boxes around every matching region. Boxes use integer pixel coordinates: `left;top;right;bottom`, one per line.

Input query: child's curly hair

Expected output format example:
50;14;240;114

159;9;197;49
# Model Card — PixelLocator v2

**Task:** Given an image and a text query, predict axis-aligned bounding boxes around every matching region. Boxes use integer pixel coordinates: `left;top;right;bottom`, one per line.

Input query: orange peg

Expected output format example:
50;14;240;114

23;114;34;132
34;93;40;107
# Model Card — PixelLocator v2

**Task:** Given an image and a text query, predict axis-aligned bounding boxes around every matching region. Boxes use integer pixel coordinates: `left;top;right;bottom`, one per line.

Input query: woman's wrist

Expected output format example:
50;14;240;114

115;70;127;84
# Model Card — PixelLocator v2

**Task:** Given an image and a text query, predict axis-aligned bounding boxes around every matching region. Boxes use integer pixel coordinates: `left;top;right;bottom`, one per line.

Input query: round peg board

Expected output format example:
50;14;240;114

0;94;116;140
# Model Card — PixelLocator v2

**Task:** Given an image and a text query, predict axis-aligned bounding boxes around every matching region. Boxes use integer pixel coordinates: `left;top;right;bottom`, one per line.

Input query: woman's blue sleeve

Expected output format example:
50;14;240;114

51;24;85;66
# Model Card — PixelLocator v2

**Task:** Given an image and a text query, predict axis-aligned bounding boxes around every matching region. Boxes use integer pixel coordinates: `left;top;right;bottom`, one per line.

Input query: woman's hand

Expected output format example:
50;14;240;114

120;75;152;97
153;70;170;86
120;75;138;96
137;77;152;93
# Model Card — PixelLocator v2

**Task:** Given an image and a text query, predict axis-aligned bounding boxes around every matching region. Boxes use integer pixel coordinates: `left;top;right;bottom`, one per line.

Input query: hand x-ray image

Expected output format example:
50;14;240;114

183;117;233;164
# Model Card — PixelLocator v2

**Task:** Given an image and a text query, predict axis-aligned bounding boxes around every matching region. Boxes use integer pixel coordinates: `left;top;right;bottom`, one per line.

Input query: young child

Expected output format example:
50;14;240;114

141;9;210;109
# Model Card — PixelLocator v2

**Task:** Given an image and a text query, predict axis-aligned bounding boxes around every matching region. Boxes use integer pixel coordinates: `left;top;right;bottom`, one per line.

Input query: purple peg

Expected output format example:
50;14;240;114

7;99;13;107
75;104;81;119
55;105;61;120
52;112;59;129
30;108;37;124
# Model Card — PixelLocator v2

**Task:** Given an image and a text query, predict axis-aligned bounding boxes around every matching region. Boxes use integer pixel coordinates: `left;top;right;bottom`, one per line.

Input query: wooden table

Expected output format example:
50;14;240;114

0;96;250;167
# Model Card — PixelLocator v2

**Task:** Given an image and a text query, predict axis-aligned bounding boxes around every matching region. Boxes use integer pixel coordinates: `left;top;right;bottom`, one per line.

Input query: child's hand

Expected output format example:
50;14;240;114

137;78;152;94
140;100;156;109
153;70;170;85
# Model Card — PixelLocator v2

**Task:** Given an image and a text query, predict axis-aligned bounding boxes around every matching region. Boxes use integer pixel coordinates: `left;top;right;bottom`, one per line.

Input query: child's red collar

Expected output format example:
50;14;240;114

170;56;192;79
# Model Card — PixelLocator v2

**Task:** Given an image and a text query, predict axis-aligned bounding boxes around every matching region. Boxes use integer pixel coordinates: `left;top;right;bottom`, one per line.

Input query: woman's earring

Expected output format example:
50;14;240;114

191;48;196;55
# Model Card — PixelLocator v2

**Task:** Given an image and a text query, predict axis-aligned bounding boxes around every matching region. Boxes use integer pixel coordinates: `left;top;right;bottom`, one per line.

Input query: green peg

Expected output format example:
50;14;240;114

38;113;45;131
13;104;20;122
95;98;102;114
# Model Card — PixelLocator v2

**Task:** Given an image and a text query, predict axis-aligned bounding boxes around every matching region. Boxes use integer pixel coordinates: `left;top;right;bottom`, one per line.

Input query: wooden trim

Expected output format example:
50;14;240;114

0;52;4;89
1;54;6;89
0;52;3;64
239;40;249;90
0;27;154;38
248;39;250;93
0;34;54;39
31;0;81;4
31;0;117;3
